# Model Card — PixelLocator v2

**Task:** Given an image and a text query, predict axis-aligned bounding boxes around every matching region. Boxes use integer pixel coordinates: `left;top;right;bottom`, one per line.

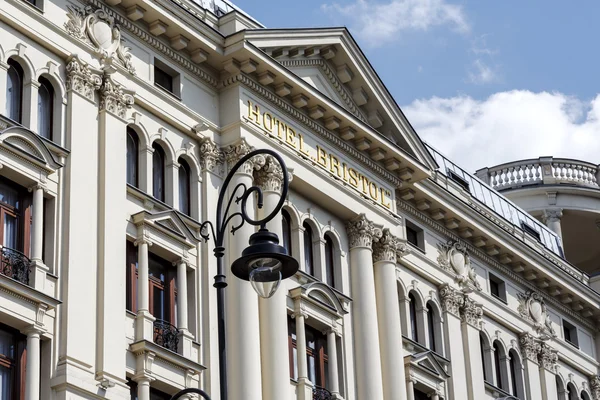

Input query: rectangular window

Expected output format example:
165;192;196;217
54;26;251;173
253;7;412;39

406;220;425;251
0;324;26;400
154;59;180;97
126;241;138;313
288;316;330;390
563;320;579;348
447;169;470;191
489;273;507;302
520;221;541;241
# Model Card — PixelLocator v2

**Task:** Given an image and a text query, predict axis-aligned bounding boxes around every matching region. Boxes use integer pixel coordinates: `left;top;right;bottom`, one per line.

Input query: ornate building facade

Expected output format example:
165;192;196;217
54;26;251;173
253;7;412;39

0;0;597;399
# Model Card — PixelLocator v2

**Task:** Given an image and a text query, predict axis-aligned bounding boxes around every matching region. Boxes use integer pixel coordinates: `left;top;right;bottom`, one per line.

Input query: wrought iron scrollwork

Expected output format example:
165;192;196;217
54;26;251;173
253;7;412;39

313;386;333;400
0;247;31;285
153;319;179;352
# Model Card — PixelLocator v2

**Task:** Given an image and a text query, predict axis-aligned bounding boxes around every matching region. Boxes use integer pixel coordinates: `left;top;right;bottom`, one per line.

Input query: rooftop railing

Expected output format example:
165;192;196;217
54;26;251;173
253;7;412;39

475;157;600;191
426;144;565;260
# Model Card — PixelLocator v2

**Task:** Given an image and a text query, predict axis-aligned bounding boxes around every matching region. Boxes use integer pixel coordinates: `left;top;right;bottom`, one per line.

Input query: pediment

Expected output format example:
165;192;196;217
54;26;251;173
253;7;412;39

132;210;198;246
290;281;350;317
0;126;63;171
244;28;437;170
407;351;450;379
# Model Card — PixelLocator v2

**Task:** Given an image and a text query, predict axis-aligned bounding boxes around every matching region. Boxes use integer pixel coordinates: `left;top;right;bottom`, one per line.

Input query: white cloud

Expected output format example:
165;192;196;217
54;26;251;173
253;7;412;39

402;90;600;172
321;0;469;46
467;59;499;84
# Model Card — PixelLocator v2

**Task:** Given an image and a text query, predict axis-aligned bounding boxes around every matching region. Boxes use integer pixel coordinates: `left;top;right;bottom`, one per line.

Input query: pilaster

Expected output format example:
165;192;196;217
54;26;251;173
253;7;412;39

0;61;9;115
539;342;559;400
460;295;486;400
519;332;543;400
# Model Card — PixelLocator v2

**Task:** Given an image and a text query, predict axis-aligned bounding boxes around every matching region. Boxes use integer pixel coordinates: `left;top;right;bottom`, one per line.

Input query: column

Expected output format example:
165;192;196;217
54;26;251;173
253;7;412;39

542;208;563;239
373;228;406;400
438;284;468;399
294;309;312;400
538;342;558;400
96;73;134;382
326;328;341;397
429;392;440;400
24;326;43;400
135;237;155;341
520;333;543;400
406;378;415;400
28;183;47;291
461;295;486;400
223;139;262;400
255;155;289;400
58;54;102;373
176;258;194;357
346;214;384;400
137;378;151;400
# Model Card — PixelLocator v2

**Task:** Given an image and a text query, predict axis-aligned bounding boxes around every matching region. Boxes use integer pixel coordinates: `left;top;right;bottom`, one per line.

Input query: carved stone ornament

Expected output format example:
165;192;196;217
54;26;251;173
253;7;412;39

460;296;483;327
223;139;259;175
64;5;136;74
590;375;600;400
437;240;481;292
66;55;102;101
373;228;400;263
198;138;224;173
517;290;556;339
519;332;541;363
438;283;464;317
254;155;284;193
99;75;134;119
346;214;382;249
538;342;558;371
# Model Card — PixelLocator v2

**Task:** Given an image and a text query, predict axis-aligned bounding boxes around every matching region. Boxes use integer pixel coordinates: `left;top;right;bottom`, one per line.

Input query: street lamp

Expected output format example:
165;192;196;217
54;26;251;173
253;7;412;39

170;149;298;400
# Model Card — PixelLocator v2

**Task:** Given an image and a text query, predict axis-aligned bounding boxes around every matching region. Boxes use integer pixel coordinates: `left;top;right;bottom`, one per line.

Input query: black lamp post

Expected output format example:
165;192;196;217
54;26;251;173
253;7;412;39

169;149;299;400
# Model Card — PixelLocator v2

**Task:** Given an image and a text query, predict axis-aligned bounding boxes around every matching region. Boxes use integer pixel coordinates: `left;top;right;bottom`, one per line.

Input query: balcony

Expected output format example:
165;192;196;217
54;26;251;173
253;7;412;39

313;386;333;400
0;246;31;286
153;319;179;352
475;157;599;192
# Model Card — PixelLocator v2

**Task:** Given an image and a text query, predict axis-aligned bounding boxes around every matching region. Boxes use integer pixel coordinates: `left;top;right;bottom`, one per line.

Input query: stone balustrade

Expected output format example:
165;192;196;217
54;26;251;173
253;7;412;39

476;157;600;191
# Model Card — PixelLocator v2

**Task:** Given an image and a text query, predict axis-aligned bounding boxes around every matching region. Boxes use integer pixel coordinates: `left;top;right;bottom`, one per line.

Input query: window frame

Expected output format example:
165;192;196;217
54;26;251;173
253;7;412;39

324;234;335;288
489;272;507;303
37;77;54;140
0;323;27;400
405;220;425;252
126;128;139;188
177;158;191;216
281;210;292;256
153;58;181;98
152;143;166;202
562;319;579;348
7;59;24;124
303;222;314;276
408;292;419;343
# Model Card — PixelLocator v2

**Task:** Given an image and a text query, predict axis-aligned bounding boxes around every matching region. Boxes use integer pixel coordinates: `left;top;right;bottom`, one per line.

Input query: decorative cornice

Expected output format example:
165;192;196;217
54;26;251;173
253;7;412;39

346;214;382;249
198;138;223;173
279;58;367;122
397;198;596;331
65;55;102;101
538;342;558;371
84;0;218;87
254;155;284;193
64;5;135;74
222;73;404;188
519;332;541;363
438;283;464;317
437;240;481;292
99;75;134;119
372;228;400;263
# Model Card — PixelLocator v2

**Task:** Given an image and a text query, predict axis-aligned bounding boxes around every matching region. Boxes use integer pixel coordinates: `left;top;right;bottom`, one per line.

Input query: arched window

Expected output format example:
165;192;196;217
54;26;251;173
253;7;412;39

6;59;24;123
426;302;436;352
281;209;292;256
408;292;418;342
508;349;524;398
324;234;335;288
126;128;139;187
178;158;191;215
303;222;314;276
37;77;53;139
493;341;507;391
568;383;579;400
152;143;166;201
556;376;567;400
480;333;492;383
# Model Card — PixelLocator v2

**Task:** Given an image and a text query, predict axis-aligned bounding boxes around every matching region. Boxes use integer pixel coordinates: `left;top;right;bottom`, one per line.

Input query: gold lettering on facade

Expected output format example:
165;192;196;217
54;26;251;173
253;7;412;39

245;100;392;209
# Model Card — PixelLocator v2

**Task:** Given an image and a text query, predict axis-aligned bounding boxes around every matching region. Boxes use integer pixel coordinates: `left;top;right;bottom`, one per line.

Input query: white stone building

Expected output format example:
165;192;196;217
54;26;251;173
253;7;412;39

0;0;598;399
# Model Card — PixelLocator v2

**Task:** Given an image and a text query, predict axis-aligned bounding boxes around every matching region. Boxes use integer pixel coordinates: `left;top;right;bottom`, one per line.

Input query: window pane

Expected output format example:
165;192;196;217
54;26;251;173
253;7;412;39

178;159;190;215
126;129;138;187
3;214;17;250
152;144;165;201
6;61;22;123
303;222;314;275
154;66;173;93
409;293;418;342
324;235;335;287
282;210;292;256
427;303;436;352
37;79;53;139
0;365;12;400
0;183;19;209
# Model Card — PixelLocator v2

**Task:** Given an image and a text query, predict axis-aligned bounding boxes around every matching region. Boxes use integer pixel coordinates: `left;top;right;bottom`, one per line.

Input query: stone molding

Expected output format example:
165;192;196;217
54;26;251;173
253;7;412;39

397;198;595;331
198;138;223;173
373;228;401;263
517;290;556;339
346;214;382;249
254;155;284;193
437;240;481;292
64;5;135;74
66;55;102;101
99;75;134;119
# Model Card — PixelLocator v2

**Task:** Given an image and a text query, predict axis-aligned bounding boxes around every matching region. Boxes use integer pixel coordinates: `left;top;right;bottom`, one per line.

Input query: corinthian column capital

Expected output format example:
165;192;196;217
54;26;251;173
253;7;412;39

519;332;541;363
590;375;600;400
373;228;400;263
65;55;102;101
345;214;382;249
438;283;464;317
542;208;563;223
254;155;285;192
538;342;558;372
460;295;483;328
198;138;224;173
99;75;135;119
223;138;259;175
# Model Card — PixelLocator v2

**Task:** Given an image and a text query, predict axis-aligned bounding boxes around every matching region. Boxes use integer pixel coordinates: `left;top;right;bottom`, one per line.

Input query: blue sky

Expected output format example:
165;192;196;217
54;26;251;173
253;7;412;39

232;0;600;170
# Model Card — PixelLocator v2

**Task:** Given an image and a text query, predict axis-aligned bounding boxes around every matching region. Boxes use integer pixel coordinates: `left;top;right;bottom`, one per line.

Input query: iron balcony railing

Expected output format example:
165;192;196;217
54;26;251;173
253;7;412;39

153;319;179;352
426;144;565;259
0;246;31;285
313;386;333;400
